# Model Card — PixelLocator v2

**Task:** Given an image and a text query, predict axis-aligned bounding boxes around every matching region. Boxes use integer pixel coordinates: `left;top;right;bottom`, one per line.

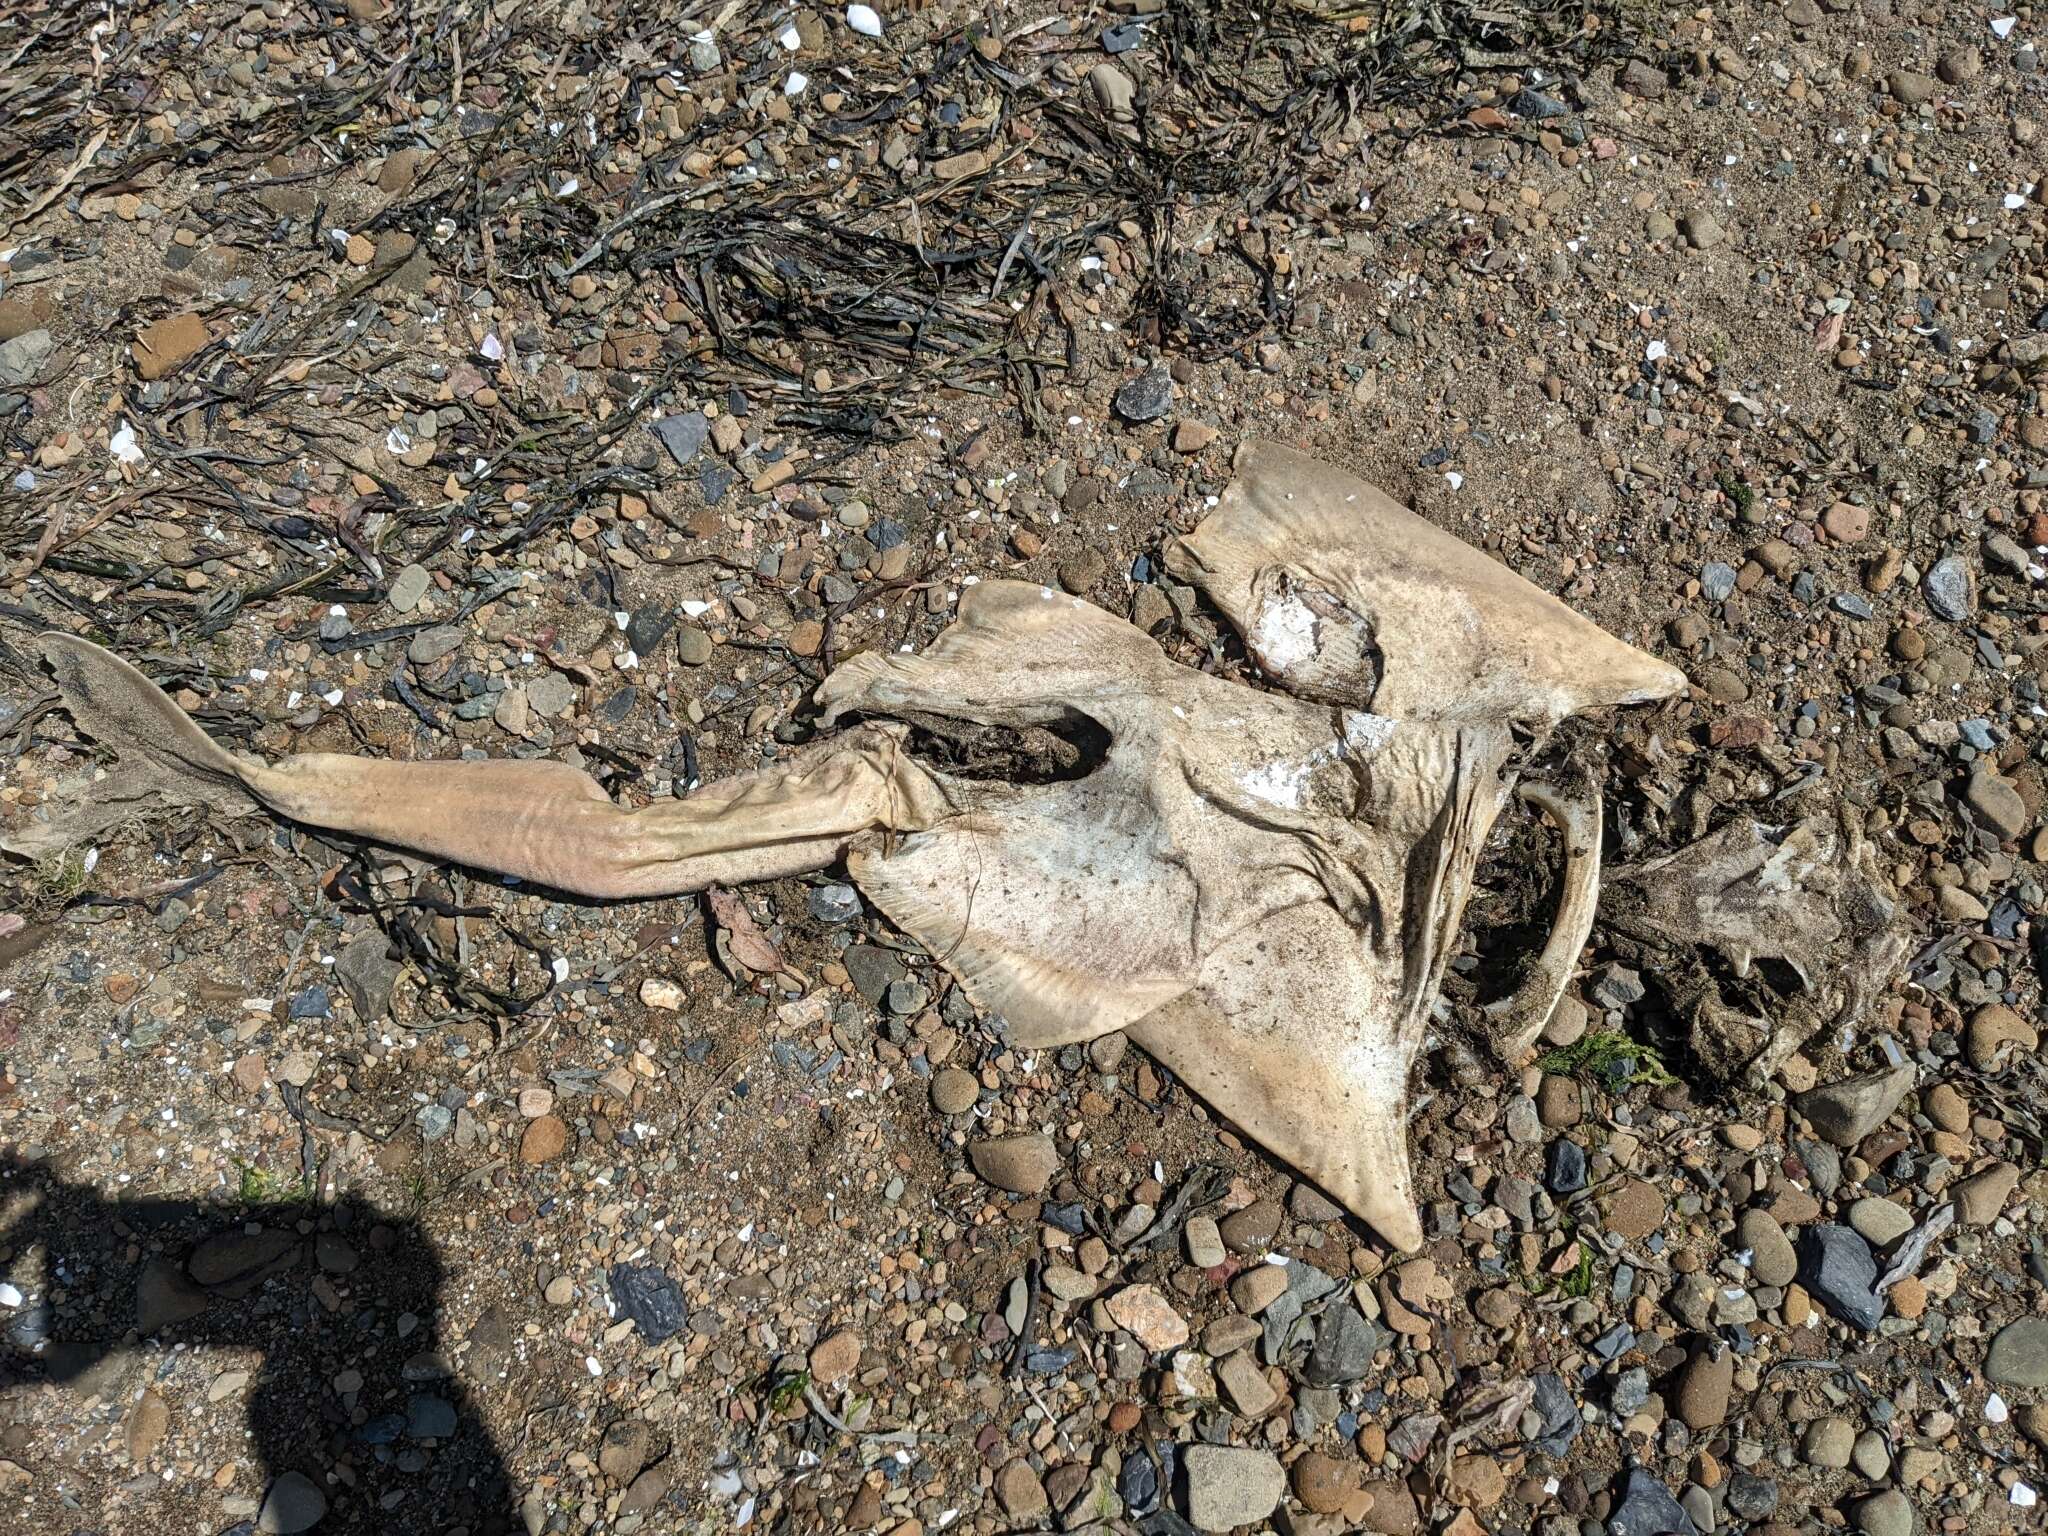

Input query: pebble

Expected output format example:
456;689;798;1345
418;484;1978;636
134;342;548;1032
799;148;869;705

929;1067;978;1115
1795;1065;1913;1147
1183;1444;1285;1530
1798;1224;1885;1331
810;1328;862;1382
124;1389;169;1462
387;562;432;614
1218;1198;1282;1252
1113;366;1173;422
968;1134;1058;1195
1802;1416;1855;1468
1104;1285;1189;1352
1184;1215;1226;1268
1851;1489;1914;1536
1851;1429;1891;1481
996;1459;1048;1520
1735;1209;1797;1287
1966;1003;2037;1069
1922;555;1973;621
519;1114;569;1164
1674;1343;1734;1429
1846;1197;1914;1248
1987;1319;2048;1388
257;1471;328;1534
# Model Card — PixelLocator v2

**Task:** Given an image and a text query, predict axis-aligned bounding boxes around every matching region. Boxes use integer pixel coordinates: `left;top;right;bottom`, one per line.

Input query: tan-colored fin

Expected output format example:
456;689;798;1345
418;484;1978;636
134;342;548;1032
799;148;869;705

16;635;953;897
1166;441;1688;725
1125;902;1425;1253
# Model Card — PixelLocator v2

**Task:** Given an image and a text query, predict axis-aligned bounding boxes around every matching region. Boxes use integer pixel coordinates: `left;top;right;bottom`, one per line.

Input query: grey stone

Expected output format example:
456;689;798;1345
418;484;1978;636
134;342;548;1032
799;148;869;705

1726;1474;1777;1521
841;943;902;1006
1965;772;2029;840
1183;1444;1284;1532
806;883;861;925
526;671;577;718
407;625;466;665
1923;555;1973;621
1735;1208;1797;1287
1850;1489;1914;1536
1986;1318;2048;1387
1846;1196;1914;1248
625;605;672;659
1801;1415;1854;1468
1303;1304;1381;1386
406;1394;457;1439
1700;561;1738;601
136;1259;210;1334
969;1134;1059;1195
0;329;54;388
1087;63;1136;122
189;1229;299;1289
335;931;404;1020
1797;1224;1885;1331
651;410;709;466
1113;367;1173;422
1607;1467;1697;1536
388;562;432;614
258;1471;328;1534
1795;1065;1913;1147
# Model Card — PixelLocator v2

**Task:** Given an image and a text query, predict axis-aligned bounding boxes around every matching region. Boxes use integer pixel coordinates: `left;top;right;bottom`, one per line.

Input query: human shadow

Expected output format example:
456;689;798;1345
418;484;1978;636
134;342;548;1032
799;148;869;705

0;1156;514;1535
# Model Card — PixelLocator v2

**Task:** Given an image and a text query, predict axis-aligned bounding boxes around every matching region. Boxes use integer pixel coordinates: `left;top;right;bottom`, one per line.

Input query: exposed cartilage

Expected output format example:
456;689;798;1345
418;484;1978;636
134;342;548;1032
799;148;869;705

1484;775;1604;1064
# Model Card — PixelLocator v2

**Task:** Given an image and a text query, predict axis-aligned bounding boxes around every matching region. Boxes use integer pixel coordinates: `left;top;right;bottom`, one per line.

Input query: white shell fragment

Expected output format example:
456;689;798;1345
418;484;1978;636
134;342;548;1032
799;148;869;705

846;4;883;37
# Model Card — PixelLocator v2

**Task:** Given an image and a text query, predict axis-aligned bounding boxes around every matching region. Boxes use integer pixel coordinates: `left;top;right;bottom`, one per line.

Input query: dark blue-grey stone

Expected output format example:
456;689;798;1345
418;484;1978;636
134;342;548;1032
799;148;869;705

1118;1444;1163;1515
608;1263;688;1343
1924;555;1972;621
1304;1304;1382;1386
625;605;672;659
1511;88;1569;118
1528;1373;1581;1457
356;1413;405;1445
1113;367;1173;422
699;464;735;505
1608;1467;1698;1536
1726;1473;1778;1520
1592;1322;1636;1362
1545;1138;1588;1194
288;985;330;1020
406;1395;457;1439
651;410;708;466
1797;1223;1884;1331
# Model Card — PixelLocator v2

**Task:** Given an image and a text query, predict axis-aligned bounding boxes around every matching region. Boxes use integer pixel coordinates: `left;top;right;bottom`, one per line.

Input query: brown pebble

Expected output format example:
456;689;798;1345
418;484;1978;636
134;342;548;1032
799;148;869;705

519;1114;569;1164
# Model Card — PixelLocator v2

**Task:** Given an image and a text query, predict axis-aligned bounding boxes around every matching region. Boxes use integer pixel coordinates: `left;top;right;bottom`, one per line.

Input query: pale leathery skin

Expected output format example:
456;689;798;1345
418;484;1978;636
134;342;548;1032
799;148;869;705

12;442;1685;1252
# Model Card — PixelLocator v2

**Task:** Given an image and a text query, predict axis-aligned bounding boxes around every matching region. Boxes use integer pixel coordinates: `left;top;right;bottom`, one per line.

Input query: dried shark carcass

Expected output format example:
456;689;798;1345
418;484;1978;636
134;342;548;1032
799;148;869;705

1601;815;1907;1083
3;443;1685;1252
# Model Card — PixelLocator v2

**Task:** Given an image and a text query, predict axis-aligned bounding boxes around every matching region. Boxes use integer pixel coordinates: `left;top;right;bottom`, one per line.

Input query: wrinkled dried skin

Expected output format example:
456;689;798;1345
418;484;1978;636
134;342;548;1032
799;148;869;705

1605;815;1905;1081
7;442;1685;1252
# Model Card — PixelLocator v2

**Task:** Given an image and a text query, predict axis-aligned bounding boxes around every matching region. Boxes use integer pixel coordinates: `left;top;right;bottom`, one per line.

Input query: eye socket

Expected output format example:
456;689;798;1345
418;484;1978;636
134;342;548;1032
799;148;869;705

898;709;1112;785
